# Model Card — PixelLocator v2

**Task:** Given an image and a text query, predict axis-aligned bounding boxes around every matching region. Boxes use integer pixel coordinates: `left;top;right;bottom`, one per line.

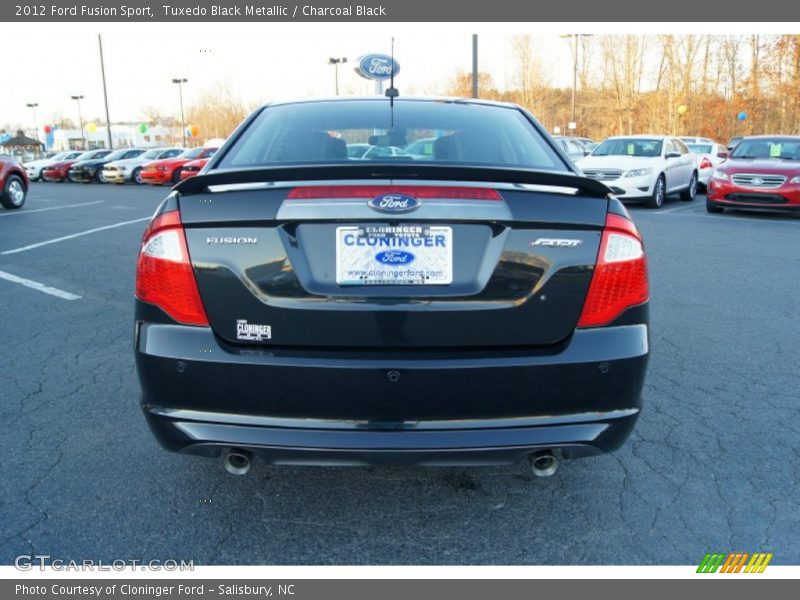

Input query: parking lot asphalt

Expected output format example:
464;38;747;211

1;182;798;566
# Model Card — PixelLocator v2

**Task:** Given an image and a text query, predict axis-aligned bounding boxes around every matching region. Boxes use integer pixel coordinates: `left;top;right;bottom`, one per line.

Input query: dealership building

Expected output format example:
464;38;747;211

47;123;175;151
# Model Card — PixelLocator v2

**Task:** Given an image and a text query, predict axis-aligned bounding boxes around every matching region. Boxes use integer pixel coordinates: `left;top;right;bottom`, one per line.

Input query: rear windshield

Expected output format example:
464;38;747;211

730;139;800;160
105;149;134;161
687;144;713;154
217;100;568;172
593;138;663;158
79;150;111;160
180;147;207;159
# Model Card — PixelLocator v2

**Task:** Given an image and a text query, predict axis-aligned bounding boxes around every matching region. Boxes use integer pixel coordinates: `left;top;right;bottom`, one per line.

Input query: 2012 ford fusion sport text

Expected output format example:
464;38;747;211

133;97;650;477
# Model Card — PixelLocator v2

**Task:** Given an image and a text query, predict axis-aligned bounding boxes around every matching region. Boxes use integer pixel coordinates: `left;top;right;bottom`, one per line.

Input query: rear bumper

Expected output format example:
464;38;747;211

136;319;649;466
145;408;639;466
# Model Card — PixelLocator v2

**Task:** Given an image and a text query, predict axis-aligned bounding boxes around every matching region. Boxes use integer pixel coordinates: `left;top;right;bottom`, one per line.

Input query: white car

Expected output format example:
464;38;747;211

102;147;184;184
684;140;729;190
24;151;84;181
362;145;405;159
577;135;698;208
680;136;715;145
347;143;372;159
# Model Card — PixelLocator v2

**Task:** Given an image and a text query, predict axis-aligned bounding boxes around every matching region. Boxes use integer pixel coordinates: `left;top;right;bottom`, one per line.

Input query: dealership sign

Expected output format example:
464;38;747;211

356;54;400;80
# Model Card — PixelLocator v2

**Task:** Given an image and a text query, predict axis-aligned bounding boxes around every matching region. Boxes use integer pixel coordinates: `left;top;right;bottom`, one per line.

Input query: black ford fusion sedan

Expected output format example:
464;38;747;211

134;97;649;477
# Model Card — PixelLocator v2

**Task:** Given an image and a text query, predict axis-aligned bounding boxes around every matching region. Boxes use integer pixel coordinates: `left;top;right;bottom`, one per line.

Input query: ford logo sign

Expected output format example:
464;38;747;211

356;54;401;81
376;250;415;265
368;194;421;213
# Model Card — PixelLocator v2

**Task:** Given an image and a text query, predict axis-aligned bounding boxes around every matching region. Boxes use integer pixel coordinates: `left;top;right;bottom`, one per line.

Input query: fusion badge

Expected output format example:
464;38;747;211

207;236;258;245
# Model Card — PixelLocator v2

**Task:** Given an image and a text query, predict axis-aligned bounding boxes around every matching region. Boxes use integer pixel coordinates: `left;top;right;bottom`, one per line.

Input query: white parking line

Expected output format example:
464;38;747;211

0;200;103;217
0;216;150;255
652;203;704;215
0;270;81;300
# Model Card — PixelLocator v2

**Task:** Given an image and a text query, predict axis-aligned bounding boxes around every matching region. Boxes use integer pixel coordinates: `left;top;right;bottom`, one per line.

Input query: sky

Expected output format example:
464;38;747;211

0;24;575;131
2;21;788;132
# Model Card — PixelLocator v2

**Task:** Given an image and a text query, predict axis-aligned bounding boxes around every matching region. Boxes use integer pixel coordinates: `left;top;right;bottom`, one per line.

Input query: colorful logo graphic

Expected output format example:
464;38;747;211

697;552;773;573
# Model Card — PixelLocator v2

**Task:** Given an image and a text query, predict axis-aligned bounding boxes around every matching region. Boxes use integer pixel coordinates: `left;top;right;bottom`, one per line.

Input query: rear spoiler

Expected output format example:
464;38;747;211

173;164;612;198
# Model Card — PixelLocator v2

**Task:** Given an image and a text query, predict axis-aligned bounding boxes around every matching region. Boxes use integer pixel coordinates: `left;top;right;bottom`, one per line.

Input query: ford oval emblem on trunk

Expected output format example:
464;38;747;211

368;194;421;213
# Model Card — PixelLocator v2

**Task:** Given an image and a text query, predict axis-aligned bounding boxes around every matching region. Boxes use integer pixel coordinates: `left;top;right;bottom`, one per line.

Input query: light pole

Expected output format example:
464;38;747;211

472;34;479;98
70;95;85;149
98;35;113;150
172;78;188;146
26;103;39;140
328;57;347;95
561;34;592;132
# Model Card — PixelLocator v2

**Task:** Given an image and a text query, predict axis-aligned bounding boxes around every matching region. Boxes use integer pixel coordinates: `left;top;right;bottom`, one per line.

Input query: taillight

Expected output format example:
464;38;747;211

286;185;501;200
577;213;648;328
135;210;208;326
699;157;713;170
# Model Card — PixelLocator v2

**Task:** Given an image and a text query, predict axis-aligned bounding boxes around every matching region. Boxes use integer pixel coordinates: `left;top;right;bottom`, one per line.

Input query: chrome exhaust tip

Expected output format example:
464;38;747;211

529;451;559;478
221;448;252;476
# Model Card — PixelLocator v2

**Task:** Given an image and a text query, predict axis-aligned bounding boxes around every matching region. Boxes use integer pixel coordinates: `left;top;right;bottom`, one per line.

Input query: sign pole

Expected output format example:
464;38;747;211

472;34;479;98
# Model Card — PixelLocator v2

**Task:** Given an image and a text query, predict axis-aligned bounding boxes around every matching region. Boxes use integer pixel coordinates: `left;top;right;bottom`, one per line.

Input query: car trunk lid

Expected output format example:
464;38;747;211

179;173;608;349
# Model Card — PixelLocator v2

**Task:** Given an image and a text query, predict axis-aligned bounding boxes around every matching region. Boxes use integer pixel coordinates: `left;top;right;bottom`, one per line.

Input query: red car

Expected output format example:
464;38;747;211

178;158;209;181
42;149;111;182
1;155;29;209
140;147;217;185
707;135;800;214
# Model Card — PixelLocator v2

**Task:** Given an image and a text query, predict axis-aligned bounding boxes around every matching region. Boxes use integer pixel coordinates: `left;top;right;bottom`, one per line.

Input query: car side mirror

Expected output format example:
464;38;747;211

666;151;681;159
717;151;729;159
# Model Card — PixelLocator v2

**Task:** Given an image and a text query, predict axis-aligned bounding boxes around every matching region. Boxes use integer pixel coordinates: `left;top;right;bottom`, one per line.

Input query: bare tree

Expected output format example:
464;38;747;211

440;34;800;142
599;35;649;134
445;71;500;100
510;35;550;116
186;84;250;142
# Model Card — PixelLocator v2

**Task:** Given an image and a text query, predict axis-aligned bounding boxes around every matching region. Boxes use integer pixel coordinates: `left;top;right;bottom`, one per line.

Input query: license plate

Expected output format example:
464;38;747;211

336;225;453;286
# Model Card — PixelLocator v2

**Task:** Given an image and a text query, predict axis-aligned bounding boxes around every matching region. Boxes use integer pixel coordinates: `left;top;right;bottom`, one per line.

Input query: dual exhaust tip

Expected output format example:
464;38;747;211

529;450;559;477
221;448;252;476
220;447;559;477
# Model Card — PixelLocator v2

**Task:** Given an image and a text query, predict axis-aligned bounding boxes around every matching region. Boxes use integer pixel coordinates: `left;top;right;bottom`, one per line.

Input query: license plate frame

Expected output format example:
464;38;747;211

335;225;453;286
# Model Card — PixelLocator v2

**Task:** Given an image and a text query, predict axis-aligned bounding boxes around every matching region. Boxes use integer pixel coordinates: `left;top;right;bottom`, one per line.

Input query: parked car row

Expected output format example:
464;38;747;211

103;147;184;184
138;146;217;184
13;127;800;218
25;146;218;186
